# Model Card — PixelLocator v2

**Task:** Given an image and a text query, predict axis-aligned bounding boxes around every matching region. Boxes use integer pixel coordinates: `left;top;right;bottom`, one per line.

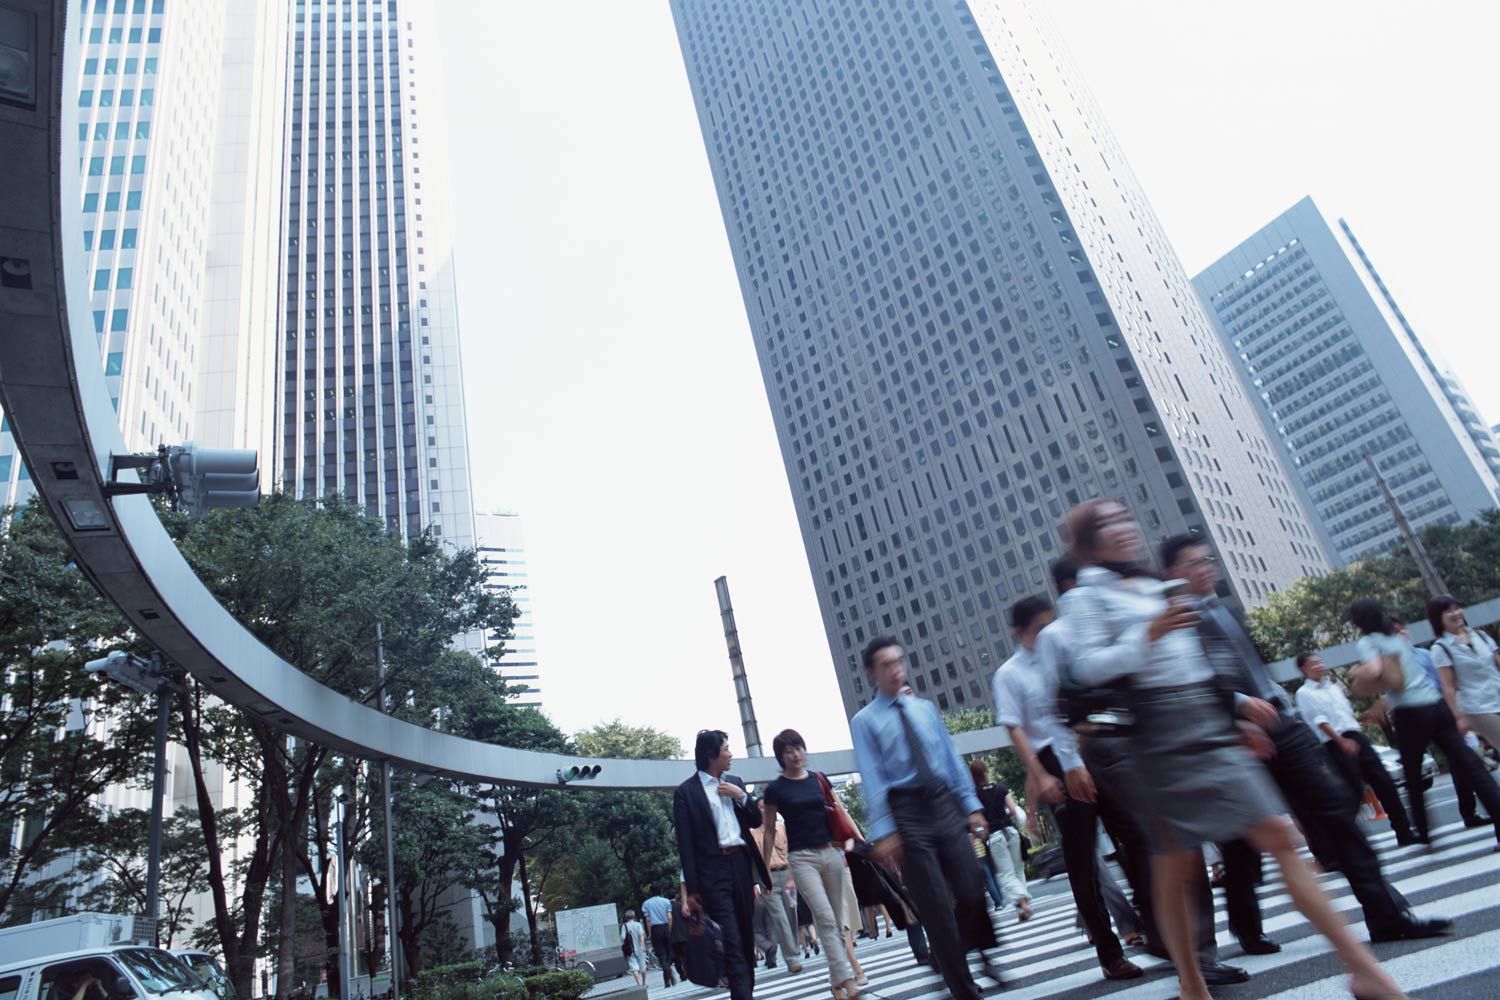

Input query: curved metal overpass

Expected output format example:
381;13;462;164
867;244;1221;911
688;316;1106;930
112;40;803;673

0;0;1008;788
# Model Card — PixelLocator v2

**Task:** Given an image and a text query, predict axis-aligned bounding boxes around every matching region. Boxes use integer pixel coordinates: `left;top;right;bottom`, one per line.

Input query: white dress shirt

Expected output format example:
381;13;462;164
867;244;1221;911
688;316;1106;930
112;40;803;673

993;638;1083;771
1294;676;1360;743
698;770;744;848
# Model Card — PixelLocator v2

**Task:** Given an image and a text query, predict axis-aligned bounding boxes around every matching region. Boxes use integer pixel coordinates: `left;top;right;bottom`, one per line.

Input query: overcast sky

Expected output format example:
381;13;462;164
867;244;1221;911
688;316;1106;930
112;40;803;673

433;1;1500;757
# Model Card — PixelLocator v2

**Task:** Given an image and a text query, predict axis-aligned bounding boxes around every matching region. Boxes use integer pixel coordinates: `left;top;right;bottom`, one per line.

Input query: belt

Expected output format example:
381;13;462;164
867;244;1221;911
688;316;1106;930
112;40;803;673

720;844;744;855
770;865;788;873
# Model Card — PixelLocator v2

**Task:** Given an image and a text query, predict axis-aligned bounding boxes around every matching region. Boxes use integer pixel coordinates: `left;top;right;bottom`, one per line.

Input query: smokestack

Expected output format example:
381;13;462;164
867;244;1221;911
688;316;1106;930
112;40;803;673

714;575;763;757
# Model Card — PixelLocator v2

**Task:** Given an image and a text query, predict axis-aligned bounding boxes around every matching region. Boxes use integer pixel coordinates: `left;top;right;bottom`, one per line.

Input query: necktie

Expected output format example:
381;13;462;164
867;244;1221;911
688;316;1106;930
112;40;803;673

1204;600;1287;710
893;696;946;796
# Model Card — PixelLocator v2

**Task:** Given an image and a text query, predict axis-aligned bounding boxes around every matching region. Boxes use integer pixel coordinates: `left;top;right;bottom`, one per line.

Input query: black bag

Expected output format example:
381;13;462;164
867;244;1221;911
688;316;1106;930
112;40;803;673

682;911;725;988
1054;587;1134;734
621;925;634;959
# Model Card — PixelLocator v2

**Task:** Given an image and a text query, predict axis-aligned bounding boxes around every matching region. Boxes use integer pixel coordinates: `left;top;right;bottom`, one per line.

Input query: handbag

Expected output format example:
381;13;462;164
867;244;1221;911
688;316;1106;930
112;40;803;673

682;911;725;988
1349;644;1406;699
814;771;860;844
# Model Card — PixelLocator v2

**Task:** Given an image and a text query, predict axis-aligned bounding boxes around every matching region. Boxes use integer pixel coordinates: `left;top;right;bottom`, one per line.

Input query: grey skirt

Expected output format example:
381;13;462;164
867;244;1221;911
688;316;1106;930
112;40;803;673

1130;683;1286;852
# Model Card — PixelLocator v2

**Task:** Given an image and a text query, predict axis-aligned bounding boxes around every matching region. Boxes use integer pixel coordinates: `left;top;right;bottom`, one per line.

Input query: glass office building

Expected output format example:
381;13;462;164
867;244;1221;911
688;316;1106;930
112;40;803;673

475;511;544;709
672;0;1328;716
1194;197;1500;565
278;0;474;549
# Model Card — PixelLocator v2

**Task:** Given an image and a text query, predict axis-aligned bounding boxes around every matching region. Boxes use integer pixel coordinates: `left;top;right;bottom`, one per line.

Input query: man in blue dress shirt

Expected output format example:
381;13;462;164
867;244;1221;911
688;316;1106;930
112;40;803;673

851;636;998;1000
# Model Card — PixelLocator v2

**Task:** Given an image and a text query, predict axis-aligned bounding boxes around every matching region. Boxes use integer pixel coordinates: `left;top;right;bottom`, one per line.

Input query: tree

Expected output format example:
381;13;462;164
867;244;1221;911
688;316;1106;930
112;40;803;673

1248;509;1500;661
0;501;154;926
169;493;514;998
573;720;682;761
945;708;1028;812
70;805;213;947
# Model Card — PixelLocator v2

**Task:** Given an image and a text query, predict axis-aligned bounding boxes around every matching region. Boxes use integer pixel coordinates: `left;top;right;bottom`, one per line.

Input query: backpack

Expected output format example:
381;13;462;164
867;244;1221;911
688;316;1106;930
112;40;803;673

621;924;635;958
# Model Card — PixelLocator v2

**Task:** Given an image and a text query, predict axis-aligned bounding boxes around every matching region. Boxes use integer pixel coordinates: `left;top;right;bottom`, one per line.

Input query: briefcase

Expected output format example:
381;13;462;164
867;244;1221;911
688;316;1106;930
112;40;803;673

682;911;725;988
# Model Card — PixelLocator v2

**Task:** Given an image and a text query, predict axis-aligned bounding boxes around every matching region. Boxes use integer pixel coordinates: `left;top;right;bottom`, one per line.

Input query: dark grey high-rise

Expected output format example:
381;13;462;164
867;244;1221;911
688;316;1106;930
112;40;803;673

672;0;1329;717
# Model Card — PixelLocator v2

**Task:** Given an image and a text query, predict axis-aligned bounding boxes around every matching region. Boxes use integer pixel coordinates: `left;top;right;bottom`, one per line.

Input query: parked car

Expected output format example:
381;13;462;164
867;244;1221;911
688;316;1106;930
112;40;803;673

0;947;218;1000
1028;842;1067;880
1374;745;1436;791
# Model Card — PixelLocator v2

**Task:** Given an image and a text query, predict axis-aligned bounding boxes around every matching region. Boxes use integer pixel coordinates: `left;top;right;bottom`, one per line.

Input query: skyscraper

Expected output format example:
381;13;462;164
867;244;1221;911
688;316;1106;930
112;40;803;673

671;0;1329;716
3;0;279;507
278;0;474;549
474;511;544;709
1193;197;1500;566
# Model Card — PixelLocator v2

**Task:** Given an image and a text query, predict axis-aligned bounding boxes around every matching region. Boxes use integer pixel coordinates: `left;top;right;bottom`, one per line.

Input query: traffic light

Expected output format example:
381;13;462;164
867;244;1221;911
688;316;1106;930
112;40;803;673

169;442;260;517
555;764;604;784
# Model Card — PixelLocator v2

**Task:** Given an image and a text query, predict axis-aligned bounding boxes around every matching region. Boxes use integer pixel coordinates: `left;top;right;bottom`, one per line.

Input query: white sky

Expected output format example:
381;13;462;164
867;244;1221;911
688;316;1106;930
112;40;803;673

434;1;1500;756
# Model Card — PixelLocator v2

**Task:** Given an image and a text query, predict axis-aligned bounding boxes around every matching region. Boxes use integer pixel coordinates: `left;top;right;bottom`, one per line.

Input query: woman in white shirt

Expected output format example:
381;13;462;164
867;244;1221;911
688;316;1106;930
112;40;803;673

1351;598;1500;851
1426;595;1500;753
1062;499;1402;1000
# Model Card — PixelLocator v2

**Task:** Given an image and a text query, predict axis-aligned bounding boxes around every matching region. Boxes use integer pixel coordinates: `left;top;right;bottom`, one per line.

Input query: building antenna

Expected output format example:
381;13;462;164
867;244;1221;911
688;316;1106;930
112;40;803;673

714;576;763;757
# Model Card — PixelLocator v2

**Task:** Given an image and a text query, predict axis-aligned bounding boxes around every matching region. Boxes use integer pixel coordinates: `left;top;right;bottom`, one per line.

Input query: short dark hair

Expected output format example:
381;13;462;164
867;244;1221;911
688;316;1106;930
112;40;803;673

693;729;729;771
1425;594;1460;637
1050;557;1078;594
1160;533;1206;573
862;635;902;672
1348;599;1394;637
772;728;806;768
1009;595;1053;632
1295;652;1316;670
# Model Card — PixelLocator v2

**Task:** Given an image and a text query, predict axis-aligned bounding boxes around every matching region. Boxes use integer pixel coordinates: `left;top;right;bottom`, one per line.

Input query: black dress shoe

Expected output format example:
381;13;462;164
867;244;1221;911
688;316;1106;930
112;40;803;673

1238;935;1281;955
1462;816;1489;829
1369;917;1453;943
1200;963;1250;986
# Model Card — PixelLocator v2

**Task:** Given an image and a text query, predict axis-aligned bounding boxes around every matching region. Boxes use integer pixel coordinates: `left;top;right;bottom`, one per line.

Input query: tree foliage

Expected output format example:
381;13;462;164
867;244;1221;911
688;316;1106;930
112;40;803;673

1248;509;1500;661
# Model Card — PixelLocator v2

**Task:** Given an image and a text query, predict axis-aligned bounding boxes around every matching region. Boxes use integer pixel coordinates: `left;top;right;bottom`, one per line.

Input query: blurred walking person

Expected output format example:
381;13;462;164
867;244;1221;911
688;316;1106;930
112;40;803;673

750;808;804;974
851;637;999;1000
971;761;1031;921
1063;500;1405;1000
1350;599;1500;852
1293;653;1417;844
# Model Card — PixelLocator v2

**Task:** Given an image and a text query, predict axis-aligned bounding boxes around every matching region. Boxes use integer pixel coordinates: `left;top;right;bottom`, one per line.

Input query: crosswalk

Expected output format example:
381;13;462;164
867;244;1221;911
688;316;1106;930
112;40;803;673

641;820;1500;999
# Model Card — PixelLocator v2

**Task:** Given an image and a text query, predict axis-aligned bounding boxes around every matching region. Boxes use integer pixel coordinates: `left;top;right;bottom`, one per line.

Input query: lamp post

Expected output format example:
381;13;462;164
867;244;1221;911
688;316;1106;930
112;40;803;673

84;649;178;944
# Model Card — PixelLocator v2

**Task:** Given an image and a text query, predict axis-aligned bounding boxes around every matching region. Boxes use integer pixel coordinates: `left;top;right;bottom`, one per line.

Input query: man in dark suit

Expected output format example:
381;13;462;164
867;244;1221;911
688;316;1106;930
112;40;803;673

1163;535;1451;946
673;729;770;1000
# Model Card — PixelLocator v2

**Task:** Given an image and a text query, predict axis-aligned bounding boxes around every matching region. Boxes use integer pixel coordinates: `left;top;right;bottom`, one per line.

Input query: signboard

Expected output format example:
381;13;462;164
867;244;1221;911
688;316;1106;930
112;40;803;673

553;902;619;955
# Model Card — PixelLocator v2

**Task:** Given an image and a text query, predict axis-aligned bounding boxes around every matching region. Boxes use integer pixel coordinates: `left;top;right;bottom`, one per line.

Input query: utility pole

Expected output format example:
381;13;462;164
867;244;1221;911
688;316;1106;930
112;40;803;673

713;576;763;757
375;623;402;999
1364;452;1449;598
335;790;352;1000
144;652;170;947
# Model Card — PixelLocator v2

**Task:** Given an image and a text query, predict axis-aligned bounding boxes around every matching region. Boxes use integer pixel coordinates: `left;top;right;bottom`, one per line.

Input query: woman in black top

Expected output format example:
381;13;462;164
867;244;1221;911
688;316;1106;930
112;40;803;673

970;759;1031;920
763;729;860;1000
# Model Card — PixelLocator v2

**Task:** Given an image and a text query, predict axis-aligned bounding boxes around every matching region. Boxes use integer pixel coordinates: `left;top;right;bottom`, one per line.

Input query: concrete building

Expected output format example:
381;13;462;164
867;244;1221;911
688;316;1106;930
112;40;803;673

670;0;1329;718
475;511;544;709
277;0;475;550
1193;197;1500;566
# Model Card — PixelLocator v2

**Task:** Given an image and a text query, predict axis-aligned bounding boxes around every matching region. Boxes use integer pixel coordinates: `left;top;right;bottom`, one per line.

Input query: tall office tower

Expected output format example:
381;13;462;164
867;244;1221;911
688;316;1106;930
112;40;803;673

277;0;475;549
2;0;240;508
1193;197;1500;566
474;511;544;708
672;0;1329;716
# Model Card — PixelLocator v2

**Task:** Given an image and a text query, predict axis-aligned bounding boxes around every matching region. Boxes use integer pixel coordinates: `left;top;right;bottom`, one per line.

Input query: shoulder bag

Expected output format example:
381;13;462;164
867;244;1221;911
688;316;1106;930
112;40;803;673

814;771;861;844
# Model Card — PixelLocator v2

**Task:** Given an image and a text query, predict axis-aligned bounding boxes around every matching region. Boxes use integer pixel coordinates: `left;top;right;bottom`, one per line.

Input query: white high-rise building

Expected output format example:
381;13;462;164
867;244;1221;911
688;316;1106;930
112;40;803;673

672;0;1330;716
276;0;474;549
475;511;543;708
1193;198;1500;565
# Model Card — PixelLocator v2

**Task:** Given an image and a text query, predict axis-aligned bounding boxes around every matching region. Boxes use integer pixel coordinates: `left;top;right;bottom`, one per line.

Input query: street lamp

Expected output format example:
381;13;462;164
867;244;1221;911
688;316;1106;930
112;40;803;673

84;649;179;945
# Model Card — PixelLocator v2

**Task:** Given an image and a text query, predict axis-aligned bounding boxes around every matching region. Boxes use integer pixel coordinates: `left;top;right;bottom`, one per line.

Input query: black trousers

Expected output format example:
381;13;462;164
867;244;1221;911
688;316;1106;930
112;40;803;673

1041;743;1147;967
1392;701;1500;844
888;789;994;1000
697;850;758;1000
1324;729;1415;840
1227;716;1407;934
648;923;674;987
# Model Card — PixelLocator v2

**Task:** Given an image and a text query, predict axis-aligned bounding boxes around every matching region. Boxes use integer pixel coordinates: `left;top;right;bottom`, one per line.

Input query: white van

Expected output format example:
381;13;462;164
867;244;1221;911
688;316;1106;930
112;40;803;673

0;946;219;1000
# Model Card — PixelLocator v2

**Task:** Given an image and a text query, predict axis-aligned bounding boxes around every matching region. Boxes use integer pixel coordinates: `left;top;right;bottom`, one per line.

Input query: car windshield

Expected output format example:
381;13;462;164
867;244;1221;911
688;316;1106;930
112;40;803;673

179;958;234;1000
113;952;200;994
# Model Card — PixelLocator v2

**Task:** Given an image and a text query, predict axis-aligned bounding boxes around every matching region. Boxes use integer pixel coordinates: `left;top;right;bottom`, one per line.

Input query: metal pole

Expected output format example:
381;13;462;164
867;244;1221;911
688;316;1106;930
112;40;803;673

376;623;402;999
335;791;351;1000
713;576;763;757
145;653;170;946
1363;452;1450;597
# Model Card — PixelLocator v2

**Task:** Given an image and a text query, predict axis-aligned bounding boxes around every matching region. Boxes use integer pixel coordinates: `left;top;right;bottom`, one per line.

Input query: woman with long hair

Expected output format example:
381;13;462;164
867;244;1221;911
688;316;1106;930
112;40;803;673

1354;598;1500;850
1060;498;1403;1000
761;728;862;1000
